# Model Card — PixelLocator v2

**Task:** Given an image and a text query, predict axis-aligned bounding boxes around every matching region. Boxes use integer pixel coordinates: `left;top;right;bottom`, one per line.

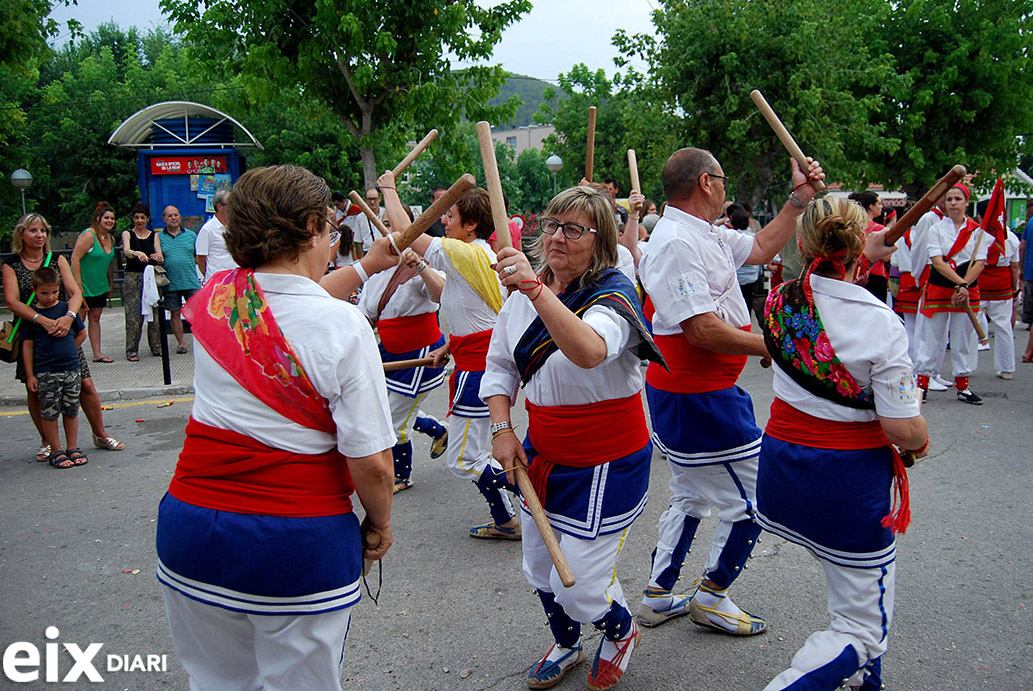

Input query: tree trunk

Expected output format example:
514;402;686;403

361;146;377;190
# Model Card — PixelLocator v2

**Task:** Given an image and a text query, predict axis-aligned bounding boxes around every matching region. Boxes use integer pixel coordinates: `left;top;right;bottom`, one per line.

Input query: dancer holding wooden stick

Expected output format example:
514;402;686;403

914;182;991;404
484;184;664;691
377;169;521;539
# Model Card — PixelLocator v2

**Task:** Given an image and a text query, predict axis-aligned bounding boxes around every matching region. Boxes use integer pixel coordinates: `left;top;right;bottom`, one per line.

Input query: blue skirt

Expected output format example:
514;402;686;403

382;335;447;397
646;383;762;466
756;437;896;569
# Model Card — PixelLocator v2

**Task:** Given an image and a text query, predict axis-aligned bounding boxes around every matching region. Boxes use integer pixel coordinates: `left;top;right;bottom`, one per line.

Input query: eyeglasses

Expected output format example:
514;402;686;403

539;218;597;240
365;196;380;203
325;219;338;231
705;172;730;185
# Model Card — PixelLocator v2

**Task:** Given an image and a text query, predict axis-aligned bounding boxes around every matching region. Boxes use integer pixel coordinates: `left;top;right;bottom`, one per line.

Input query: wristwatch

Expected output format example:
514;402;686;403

489;421;513;435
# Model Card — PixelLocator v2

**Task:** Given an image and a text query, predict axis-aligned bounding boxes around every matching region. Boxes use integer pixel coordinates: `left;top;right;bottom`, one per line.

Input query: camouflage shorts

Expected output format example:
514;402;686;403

37;370;81;420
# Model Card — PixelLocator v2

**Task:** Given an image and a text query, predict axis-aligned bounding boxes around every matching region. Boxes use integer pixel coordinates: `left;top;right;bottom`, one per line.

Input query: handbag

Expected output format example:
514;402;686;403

152;264;170;289
1;252;53;363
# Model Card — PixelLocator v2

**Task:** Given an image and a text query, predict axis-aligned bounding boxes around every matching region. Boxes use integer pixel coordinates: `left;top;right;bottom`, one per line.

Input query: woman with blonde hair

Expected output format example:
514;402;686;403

483;185;663;690
4;213;124;460
757;196;928;691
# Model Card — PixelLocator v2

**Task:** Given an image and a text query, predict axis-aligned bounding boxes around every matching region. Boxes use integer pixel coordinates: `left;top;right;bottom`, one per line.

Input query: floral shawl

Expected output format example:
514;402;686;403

183;269;335;432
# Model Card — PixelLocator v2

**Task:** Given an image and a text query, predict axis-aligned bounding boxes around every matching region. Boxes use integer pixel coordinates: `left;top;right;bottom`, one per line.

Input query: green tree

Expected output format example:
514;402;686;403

874;0;1033;196
160;0;531;188
614;0;905;207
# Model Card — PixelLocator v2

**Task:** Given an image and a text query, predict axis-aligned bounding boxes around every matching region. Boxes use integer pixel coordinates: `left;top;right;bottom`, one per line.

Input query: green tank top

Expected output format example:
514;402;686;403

80;229;114;297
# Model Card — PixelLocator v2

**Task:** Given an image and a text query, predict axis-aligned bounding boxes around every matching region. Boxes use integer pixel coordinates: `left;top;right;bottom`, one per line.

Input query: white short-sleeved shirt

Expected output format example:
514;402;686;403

891;234;912;273
772;274;920;422
990;230;1021;267
358;264;442;321
928;218;991;265
195;216;238;283
480;291;643;406
423;237;501;337
911;210;942;267
616;244;636;282
639;205;755;335
345;212;379;254
191;272;396;458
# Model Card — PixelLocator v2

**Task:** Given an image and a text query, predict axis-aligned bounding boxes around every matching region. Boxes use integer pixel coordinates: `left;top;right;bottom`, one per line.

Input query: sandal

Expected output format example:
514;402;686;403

1023;355;1033;363
67;448;89;466
92;356;114;363
48;450;75;469
127;354;140;362
469;522;522;541
93;434;125;451
176;345;188;354
35;443;52;462
393;478;414;494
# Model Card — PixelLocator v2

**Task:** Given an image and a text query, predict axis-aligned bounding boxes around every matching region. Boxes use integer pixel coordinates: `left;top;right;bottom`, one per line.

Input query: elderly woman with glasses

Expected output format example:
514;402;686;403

480;185;663;691
156;165;398;690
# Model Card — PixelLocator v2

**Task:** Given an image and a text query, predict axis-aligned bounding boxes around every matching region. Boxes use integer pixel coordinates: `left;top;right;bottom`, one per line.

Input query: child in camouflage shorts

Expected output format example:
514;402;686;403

22;266;88;469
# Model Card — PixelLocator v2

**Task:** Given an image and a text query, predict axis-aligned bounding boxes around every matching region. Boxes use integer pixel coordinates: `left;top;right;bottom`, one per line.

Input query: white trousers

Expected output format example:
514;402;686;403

388;390;427;442
764;559;895;690
914;311;978;379
980;299;1016;373
523;513;631;624
445;415;492;480
901;311;918;364
163;587;352;691
647;458;758;588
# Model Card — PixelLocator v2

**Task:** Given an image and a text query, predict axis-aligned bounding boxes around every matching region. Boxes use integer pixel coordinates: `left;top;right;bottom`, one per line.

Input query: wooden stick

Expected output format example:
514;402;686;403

585;106;597;182
394;173;477;251
627;149;640;193
392;129;439;179
749;90;827;193
382;356;443;372
884;165;967;245
477;121;513;250
349;191;389;237
513;465;576;587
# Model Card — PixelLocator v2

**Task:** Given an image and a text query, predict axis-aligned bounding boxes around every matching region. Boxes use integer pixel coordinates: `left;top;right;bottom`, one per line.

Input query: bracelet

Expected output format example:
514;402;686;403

353;260;369;283
65;311;76;320
487;417;512;433
792;181;812;192
905;436;930;456
788;193;807;209
955;282;968;290
378;186;394;190
416;262;428;272
32;313;39;322
528;283;545;302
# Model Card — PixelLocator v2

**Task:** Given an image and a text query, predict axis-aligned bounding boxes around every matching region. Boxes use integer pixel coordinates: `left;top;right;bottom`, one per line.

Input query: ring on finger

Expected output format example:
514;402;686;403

502;265;517;276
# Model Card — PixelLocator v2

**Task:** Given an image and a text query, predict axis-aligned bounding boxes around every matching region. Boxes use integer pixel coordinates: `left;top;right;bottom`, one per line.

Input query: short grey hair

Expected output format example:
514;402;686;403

213;189;231;207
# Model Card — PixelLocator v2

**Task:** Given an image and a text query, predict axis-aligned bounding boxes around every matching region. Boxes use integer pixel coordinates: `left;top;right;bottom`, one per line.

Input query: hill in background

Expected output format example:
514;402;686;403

489;73;565;128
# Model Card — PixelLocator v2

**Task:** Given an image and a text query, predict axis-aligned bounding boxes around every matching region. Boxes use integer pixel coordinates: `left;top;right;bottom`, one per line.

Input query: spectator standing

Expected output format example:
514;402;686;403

1021;207;1033;362
157;206;200;354
195;190;237;283
71;202;117;363
121;203;163;360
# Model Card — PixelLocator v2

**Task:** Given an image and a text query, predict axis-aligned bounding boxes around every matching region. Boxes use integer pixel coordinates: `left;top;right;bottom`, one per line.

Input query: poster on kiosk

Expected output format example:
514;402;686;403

139;149;243;232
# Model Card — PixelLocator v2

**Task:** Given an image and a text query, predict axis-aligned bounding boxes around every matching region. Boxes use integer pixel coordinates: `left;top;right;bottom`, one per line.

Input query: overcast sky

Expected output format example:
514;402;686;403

47;0;659;81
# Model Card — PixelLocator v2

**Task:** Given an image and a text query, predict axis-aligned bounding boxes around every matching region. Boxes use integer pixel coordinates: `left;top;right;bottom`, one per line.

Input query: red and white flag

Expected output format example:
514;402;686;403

981;177;1007;255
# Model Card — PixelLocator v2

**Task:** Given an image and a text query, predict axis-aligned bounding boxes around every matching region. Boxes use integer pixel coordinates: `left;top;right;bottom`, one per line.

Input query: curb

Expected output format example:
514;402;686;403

0;384;194;408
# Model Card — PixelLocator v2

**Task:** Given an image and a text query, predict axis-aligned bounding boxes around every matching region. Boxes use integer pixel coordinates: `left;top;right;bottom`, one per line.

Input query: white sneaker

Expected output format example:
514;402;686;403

927;376;949;391
978;342;991;352
996;371;1013;380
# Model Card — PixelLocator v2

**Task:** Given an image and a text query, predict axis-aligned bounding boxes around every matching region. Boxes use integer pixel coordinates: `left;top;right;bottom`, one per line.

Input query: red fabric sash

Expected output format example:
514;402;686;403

944;218;980;263
377;312;442;354
183;269;334;433
920;282;981;315
526;394;649;469
646;327;751;394
765;398;910;534
168;418;354;517
866;222;888;278
449;329;492;371
979;265;1013;299
899;272;917;292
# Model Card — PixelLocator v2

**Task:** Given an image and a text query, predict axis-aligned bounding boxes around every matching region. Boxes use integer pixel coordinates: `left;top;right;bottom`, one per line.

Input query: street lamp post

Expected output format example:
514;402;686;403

545;155;563;195
10;169;32;215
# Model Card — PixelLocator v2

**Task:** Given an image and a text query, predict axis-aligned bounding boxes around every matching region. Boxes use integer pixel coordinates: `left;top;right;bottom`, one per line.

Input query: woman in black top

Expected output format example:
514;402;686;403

121;203;164;360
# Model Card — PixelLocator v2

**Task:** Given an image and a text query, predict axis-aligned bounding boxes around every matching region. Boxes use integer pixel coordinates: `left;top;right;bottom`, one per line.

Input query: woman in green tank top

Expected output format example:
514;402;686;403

72;202;117;362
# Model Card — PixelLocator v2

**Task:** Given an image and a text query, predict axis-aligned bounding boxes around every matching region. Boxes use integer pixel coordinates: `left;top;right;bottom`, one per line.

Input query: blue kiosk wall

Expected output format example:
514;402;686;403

137;148;244;231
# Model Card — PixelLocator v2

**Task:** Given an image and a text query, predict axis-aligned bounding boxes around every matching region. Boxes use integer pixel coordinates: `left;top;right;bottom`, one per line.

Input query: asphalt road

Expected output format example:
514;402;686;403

1;346;1031;690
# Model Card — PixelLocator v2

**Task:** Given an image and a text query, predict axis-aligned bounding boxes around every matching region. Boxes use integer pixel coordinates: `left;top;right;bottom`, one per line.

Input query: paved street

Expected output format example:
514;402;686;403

1;308;1031;689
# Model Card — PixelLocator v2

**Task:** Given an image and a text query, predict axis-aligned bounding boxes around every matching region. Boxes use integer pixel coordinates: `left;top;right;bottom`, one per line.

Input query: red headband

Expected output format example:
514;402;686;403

952;183;970;200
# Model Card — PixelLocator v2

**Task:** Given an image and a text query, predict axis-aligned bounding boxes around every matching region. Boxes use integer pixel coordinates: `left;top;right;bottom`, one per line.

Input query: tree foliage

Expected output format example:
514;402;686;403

160;0;531;187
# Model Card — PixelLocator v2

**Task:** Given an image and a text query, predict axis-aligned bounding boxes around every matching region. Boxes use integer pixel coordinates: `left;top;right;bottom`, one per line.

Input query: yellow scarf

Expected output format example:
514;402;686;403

441;238;504;314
